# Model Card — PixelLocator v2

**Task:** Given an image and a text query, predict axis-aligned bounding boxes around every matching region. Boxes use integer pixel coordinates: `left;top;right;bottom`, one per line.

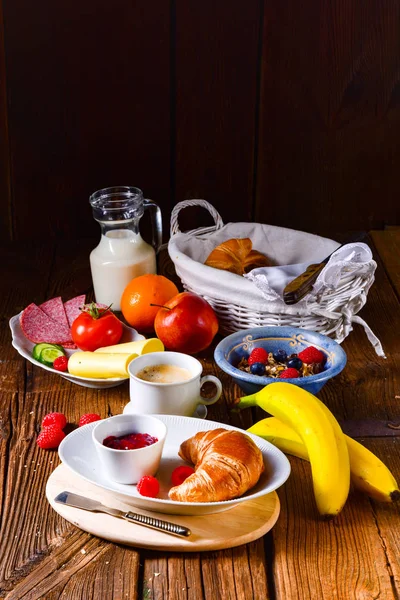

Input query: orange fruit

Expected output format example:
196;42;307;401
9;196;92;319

121;274;179;333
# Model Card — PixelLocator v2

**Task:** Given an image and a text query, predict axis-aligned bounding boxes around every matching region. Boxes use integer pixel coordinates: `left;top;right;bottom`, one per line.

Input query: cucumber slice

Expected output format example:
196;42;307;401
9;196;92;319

32;343;65;362
38;346;66;368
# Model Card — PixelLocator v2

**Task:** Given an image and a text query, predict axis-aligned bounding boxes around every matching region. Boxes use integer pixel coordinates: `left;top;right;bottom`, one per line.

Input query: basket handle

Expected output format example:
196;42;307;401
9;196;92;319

170;200;224;237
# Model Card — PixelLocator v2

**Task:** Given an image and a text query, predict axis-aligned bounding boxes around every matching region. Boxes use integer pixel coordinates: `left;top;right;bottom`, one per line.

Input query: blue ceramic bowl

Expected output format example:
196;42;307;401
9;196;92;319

214;326;347;395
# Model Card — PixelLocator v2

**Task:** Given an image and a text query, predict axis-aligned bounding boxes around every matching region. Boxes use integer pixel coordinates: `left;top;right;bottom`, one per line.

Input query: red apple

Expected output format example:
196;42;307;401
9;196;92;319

154;292;219;354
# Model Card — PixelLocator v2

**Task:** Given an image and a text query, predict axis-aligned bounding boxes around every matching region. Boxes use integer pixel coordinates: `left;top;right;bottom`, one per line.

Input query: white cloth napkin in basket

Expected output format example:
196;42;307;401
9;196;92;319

245;242;374;303
244;241;385;358
244;242;386;358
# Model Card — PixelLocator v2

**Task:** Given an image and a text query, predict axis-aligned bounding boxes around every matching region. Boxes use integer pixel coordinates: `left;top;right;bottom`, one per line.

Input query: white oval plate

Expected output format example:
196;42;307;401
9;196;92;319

9;311;144;389
58;415;291;516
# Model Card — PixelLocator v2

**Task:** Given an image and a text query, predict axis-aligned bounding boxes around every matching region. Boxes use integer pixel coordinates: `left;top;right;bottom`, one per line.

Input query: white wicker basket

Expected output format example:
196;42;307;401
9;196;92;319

168;200;384;356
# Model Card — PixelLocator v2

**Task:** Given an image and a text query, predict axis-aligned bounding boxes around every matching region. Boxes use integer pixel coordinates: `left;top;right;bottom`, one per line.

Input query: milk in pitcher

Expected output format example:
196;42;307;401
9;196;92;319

90;229;156;310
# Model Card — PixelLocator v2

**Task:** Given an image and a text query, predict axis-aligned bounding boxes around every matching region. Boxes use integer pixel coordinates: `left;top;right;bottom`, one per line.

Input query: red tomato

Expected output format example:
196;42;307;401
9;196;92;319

71;303;123;351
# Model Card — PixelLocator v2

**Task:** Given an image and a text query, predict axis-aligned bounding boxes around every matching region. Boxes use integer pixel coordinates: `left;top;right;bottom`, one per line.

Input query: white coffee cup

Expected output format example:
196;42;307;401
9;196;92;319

125;352;223;416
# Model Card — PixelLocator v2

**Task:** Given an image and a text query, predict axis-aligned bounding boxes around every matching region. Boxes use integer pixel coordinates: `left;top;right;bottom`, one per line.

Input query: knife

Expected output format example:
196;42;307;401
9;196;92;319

282;232;367;305
55;491;191;538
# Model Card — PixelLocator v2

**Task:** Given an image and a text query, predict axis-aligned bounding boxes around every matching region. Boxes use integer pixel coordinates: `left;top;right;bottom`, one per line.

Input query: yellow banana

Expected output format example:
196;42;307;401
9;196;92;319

234;382;350;518
248;417;309;460
248;417;400;503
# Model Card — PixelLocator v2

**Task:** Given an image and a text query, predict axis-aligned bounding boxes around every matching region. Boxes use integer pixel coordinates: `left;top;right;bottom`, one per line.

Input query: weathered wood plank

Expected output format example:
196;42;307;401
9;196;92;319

0;242;56;595
256;0;400;234
0;1;11;241
2;0;171;241
141;540;270;600
272;455;398;599
361;438;400;592
175;0;261;226
3;531;140;600
370;228;400;300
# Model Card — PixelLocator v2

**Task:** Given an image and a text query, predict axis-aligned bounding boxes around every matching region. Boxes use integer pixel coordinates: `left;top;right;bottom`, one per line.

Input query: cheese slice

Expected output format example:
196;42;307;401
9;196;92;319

94;338;164;355
68;352;137;379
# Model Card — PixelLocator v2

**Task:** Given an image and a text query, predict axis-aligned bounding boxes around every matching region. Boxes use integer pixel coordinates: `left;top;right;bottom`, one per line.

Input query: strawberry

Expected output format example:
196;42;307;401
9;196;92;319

279;368;300;379
248;347;269;365
79;413;101;427
41;412;67;430
37;425;66;449
137;475;160;498
171;465;195;487
298;346;325;365
53;355;69;372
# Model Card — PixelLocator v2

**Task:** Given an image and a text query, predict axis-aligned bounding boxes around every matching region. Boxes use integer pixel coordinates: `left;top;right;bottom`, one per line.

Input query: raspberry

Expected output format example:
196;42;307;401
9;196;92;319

298;346;325;365
279;368;300;379
41;412;67;430
53;356;69;372
248;347;269;365
137;475;160;498
37;425;66;449
171;465;195;487
79;413;101;427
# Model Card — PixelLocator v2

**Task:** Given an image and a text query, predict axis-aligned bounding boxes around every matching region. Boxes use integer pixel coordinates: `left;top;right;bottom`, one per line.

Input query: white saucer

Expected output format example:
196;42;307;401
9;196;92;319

123;403;207;420
193;405;207;419
58;415;291;516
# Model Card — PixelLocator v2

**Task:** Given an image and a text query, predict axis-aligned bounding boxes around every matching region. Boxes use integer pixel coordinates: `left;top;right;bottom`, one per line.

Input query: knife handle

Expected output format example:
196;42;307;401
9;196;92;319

283;262;325;305
124;511;191;538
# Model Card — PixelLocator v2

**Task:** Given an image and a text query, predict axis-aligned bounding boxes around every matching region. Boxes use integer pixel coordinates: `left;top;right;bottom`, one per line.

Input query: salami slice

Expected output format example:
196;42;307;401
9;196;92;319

39;297;70;330
20;303;73;344
62;342;78;349
64;295;86;328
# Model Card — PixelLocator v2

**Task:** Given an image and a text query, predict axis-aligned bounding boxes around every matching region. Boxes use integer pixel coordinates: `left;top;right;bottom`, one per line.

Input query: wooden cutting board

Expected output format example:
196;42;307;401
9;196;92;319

46;464;280;552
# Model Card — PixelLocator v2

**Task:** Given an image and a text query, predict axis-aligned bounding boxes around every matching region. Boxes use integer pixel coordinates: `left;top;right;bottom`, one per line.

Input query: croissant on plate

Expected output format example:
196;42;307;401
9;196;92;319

168;428;265;503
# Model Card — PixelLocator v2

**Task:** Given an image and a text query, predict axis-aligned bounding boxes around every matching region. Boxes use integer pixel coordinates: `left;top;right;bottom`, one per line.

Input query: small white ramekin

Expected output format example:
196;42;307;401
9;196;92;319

92;414;167;484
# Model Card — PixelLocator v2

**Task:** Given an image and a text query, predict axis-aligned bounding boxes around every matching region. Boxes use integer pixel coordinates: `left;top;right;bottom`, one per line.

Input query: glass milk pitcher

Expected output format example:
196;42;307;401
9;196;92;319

89;186;162;310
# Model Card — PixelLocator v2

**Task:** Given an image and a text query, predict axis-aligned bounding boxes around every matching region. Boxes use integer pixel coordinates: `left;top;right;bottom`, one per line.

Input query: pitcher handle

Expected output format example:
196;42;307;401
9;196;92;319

144;198;163;254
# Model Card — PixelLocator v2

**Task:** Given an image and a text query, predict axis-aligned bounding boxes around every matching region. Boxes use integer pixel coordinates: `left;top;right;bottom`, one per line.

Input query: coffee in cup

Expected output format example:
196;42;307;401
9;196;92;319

124;352;223;417
136;364;192;384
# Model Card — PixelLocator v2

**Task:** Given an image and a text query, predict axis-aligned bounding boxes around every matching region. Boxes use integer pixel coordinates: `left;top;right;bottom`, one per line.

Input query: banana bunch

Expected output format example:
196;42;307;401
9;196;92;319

234;382;399;518
248;417;400;504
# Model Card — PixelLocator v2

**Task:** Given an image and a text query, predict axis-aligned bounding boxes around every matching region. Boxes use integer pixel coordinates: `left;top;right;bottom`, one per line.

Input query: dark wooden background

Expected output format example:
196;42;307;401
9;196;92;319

1;0;399;242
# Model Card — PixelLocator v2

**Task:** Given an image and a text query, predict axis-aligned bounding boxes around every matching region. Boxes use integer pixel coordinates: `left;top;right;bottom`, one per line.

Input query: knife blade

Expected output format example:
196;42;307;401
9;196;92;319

55;491;191;538
282;231;367;305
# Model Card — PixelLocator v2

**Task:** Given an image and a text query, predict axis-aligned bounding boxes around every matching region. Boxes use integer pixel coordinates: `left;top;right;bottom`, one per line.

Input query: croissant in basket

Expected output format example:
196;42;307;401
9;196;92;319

204;238;271;275
168;428;265;503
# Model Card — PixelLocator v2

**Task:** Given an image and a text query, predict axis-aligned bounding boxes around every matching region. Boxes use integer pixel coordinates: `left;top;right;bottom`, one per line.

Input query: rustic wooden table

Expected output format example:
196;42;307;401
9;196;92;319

1;231;399;600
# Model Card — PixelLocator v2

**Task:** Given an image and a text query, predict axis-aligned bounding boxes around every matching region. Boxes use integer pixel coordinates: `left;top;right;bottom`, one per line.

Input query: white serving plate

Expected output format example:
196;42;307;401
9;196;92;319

58;415;291;516
9;311;144;389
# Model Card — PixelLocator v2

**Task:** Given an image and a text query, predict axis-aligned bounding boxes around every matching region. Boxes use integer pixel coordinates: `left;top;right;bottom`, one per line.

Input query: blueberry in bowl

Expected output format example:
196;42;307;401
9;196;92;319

214;326;347;396
286;356;303;370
